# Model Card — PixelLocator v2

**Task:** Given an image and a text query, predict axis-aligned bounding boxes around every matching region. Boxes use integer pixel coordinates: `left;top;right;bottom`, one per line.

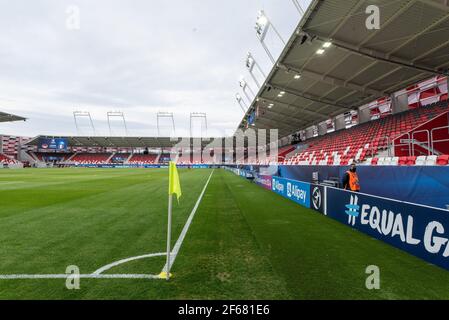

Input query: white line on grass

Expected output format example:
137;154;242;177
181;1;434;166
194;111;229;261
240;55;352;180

0;274;161;280
161;169;214;274
0;169;215;282
93;252;166;275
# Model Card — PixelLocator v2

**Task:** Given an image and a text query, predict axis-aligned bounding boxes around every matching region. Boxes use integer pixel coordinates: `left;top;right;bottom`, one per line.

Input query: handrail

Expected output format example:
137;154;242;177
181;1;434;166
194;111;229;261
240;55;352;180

392;132;411;157
431;125;449;154
411;129;431;156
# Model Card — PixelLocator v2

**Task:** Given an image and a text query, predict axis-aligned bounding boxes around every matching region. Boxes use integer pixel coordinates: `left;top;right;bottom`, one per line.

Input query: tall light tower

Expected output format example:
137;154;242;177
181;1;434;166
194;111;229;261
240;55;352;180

73;111;96;136
157;112;176;137
190;112;207;137
107;111;128;136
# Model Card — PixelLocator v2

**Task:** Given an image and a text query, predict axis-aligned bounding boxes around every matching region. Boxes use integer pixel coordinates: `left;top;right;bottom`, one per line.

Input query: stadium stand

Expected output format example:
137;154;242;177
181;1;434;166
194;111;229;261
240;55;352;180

128;154;158;164
70;153;112;165
282;101;448;166
0;153;19;165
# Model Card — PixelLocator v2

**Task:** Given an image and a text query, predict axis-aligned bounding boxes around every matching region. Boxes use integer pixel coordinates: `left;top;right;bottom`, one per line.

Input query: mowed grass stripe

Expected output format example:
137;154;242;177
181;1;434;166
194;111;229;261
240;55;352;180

2;168;449;300
221;170;449;299
163;169;291;300
0;169;211;277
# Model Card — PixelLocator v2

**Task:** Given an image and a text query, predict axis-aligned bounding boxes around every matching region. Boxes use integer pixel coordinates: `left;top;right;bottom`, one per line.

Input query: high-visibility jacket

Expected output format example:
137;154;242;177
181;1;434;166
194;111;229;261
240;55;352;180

346;171;360;191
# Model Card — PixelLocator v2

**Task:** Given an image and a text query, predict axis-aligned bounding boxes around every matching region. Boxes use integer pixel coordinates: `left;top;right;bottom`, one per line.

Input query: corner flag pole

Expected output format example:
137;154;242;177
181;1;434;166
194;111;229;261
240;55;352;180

166;193;172;281
164;161;181;281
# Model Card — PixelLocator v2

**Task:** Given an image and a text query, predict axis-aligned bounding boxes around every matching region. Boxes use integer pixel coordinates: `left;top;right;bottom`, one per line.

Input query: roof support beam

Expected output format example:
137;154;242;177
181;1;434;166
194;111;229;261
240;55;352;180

261;97;330;120
279;63;385;97
261;108;309;126
269;84;352;110
253;117;298;132
312;36;448;76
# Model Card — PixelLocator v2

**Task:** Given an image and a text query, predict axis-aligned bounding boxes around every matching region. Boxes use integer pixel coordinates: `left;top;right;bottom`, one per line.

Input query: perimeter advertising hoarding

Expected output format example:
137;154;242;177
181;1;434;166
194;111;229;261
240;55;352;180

271;176;310;209
326;187;449;271
254;174;272;190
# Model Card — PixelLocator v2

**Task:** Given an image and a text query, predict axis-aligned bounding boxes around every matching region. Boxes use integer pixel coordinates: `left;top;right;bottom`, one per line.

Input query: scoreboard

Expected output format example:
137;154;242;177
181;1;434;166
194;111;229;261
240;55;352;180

39;138;68;151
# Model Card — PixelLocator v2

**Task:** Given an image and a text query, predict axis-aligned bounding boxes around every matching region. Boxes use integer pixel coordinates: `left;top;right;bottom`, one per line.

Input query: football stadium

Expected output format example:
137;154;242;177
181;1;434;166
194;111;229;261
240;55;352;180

1;0;449;305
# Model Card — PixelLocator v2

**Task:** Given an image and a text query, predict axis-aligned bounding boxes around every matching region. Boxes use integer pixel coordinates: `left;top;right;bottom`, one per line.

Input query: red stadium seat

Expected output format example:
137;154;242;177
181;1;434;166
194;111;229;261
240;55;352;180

398;157;408;166
371;158;379;165
406;156;417;166
437;155;449;166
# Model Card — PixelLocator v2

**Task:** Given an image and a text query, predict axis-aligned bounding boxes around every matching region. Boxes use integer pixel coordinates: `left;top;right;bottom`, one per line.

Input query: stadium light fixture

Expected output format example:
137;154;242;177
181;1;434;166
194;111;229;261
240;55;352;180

190;112;208;138
157;112;176;137
236;93;248;114
107;111;128;136
245;52;267;89
323;41;332;48
255;11;270;42
73;111;96;136
254;10;285;64
316;49;325;55
239;76;256;103
294;74;301;80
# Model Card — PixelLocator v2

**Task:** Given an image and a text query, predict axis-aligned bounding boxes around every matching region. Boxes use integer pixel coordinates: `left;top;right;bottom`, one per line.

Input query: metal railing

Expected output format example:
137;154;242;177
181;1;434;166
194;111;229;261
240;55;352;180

411;130;431;156
431;125;449;155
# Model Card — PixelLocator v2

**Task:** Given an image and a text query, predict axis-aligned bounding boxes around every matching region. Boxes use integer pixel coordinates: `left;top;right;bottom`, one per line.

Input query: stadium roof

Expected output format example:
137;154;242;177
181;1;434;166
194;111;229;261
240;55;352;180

0;111;26;123
25;136;228;149
238;0;449;137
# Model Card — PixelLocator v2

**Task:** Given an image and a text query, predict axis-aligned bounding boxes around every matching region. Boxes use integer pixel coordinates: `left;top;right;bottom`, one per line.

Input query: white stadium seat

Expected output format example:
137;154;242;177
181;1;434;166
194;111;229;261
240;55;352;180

425;155;437;166
390;157;399;166
415;156;427;165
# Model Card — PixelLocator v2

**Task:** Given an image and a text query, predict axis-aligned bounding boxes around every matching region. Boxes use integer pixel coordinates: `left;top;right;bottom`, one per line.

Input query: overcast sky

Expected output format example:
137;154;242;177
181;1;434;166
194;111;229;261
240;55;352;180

0;0;310;137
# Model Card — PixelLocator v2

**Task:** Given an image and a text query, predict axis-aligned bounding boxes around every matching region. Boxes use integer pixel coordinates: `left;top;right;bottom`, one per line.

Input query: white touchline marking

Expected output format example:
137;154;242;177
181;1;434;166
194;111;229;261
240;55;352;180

0;169;215;282
93;252;166;275
0;274;161;280
161;169;215;274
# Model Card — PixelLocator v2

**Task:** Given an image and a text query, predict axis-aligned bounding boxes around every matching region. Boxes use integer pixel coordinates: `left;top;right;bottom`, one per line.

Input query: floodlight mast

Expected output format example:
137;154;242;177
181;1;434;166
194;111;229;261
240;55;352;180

292;0;305;15
255;10;285;64
157;112;176;137
190;112;207;137
239;77;256;104
246;52;267;89
235;93;249;114
107;111;128;136
73;111;96;136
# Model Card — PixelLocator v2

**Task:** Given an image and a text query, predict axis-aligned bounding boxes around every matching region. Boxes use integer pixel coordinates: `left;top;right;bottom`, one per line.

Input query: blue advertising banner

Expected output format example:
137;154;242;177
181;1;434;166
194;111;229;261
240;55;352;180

278;165;449;209
39;138;68;151
271;176;310;208
326;187;449;271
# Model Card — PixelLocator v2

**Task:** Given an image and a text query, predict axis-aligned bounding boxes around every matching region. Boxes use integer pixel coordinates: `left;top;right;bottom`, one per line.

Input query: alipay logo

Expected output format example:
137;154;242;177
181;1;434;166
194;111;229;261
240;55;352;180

345;195;360;226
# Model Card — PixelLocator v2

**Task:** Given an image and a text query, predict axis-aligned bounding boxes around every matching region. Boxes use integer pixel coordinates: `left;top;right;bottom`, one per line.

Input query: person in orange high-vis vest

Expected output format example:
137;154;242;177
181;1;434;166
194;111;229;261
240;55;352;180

343;163;360;192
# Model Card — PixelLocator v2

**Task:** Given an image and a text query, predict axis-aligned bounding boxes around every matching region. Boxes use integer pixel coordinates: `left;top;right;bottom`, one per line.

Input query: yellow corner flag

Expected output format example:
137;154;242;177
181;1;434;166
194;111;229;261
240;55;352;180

168;161;182;201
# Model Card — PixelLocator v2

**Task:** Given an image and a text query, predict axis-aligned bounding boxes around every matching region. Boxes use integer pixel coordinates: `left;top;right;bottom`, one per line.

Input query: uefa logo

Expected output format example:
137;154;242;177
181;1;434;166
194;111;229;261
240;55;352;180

312;187;322;211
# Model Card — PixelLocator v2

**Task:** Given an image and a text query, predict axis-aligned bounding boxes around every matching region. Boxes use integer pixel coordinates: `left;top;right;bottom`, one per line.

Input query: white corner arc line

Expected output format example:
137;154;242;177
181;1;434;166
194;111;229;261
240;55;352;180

161;169;214;274
93;252;166;275
0;169;215;282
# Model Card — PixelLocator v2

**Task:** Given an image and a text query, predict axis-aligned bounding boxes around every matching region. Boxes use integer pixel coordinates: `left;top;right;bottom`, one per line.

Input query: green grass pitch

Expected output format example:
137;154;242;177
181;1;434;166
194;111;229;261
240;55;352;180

0;167;449;299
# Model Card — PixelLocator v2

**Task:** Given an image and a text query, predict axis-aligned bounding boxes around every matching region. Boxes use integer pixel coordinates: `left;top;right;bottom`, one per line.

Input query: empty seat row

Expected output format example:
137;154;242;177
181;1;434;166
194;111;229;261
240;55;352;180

367;155;449;166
